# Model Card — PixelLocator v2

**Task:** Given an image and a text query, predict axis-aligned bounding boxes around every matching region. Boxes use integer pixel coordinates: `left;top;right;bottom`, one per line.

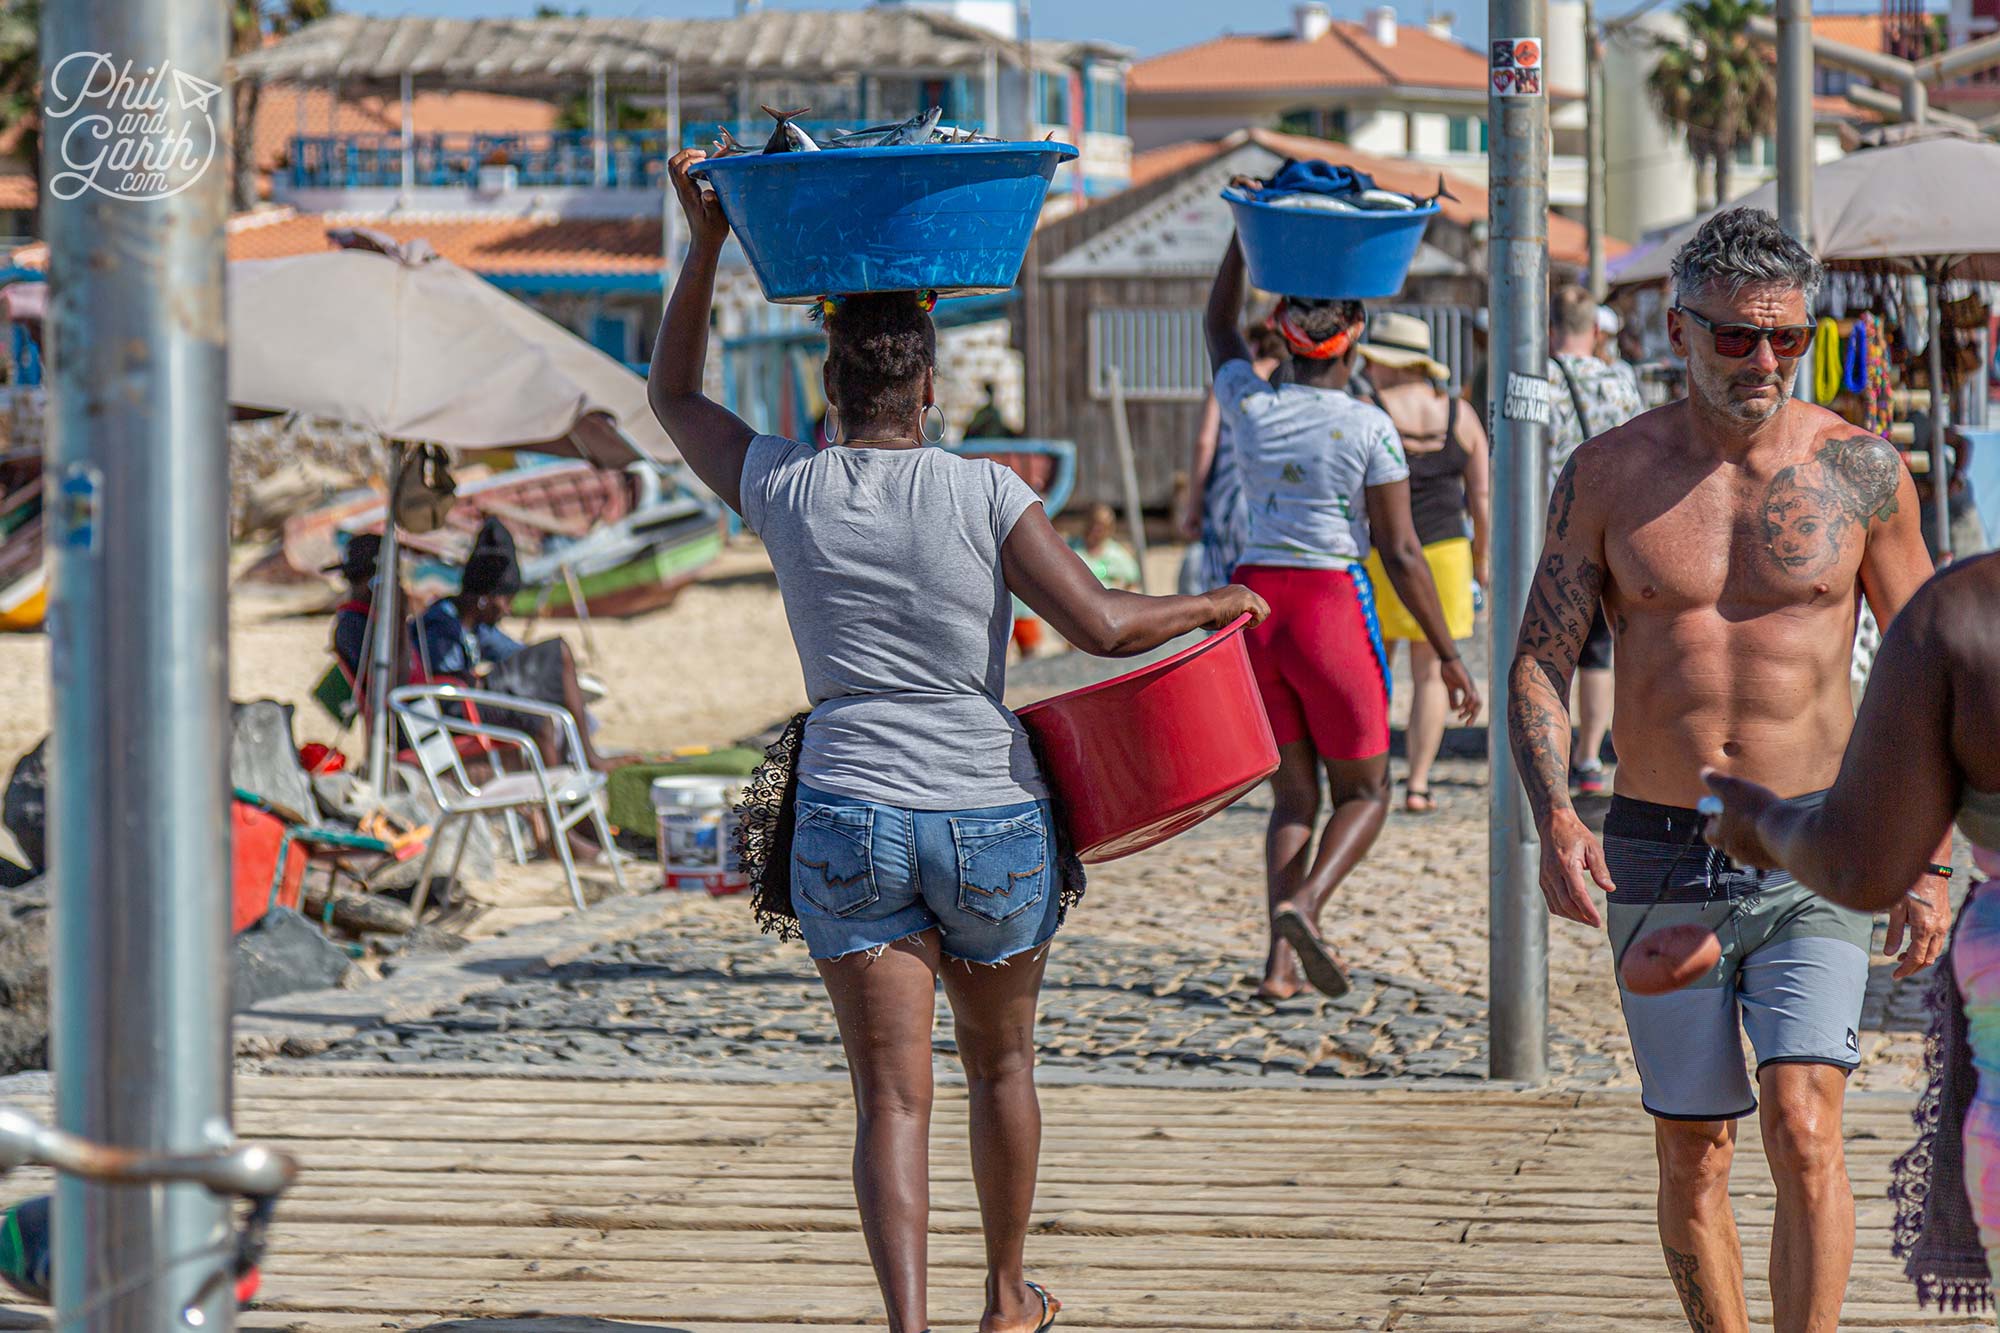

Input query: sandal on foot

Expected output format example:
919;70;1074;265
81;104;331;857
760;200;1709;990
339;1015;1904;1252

1272;908;1351;1000
1403;782;1436;814
1026;1281;1061;1332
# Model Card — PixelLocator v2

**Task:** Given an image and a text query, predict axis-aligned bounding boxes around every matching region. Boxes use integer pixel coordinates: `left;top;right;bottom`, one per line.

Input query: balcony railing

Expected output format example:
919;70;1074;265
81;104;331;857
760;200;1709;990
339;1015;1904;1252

285;121;1000;192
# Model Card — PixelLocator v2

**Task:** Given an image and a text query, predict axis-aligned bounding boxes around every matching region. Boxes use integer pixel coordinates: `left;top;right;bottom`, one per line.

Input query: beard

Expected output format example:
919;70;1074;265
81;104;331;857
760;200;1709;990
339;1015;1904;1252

1690;358;1791;423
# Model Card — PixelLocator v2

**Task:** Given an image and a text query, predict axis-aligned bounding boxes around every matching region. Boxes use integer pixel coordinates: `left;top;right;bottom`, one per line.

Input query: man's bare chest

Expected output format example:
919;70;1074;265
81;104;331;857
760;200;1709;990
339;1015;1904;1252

1601;454;1881;614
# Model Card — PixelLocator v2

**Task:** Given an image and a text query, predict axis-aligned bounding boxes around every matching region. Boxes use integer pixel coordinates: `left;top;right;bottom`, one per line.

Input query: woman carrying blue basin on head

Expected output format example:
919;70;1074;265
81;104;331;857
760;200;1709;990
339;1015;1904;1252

648;147;1267;1333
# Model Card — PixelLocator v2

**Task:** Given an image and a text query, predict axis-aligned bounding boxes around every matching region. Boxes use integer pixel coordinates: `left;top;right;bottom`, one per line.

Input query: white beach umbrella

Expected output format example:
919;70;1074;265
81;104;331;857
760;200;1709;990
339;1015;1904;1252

227;235;685;792
1611;134;2000;286
228;235;675;466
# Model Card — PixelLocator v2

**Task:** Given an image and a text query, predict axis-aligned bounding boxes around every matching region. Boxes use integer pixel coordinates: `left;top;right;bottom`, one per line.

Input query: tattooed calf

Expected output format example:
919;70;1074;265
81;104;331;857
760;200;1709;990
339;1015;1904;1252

1665;1245;1716;1332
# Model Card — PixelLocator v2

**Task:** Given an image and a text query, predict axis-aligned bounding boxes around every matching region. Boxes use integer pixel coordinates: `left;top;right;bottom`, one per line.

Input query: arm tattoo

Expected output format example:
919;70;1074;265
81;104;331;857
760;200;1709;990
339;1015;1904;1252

1760;434;1902;577
1665;1246;1715;1331
1507;551;1605;823
1550;454;1580;541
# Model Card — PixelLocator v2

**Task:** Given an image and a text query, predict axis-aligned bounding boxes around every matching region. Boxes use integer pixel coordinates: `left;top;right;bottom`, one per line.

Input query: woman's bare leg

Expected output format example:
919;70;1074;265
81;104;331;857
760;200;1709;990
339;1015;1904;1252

1405;641;1447;801
817;931;944;1333
941;945;1059;1333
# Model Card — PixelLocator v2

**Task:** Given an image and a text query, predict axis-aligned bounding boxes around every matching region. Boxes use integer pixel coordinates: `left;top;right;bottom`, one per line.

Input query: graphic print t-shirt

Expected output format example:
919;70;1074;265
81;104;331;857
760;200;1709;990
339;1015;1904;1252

1215;359;1410;570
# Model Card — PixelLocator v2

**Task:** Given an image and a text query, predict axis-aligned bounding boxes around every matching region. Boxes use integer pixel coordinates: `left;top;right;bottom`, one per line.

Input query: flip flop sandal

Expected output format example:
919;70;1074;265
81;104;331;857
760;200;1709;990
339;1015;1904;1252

1272;908;1350;1000
1026;1280;1061;1332
1403;783;1437;814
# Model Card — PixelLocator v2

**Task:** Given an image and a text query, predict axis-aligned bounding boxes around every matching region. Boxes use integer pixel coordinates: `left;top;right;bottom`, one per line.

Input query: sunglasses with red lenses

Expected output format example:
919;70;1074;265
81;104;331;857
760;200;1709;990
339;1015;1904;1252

1674;305;1816;359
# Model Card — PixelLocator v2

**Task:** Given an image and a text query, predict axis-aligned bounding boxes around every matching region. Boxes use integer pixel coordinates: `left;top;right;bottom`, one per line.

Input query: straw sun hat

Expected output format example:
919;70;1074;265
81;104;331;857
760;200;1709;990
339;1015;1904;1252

1357;312;1450;382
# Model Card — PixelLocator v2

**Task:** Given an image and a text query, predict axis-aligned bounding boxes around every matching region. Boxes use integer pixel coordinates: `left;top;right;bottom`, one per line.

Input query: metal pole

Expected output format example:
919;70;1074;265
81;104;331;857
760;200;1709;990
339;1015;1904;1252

400;70;415;194
1775;0;1816;403
1929;264;1953;561
591;70;608;189
1583;0;1606;297
1904;78;1930;126
44;0;236;1326
984;47;1000;136
1488;0;1551;1083
366;445;404;792
1104;367;1151;594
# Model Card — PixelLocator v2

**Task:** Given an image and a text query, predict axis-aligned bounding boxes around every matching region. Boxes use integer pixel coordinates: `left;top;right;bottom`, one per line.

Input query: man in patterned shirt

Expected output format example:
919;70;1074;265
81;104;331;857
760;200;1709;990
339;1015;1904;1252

1548;285;1645;795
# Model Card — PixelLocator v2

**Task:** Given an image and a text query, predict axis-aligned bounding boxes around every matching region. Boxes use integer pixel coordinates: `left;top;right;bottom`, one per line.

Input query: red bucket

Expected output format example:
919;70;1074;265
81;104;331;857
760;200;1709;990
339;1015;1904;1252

1016;617;1279;863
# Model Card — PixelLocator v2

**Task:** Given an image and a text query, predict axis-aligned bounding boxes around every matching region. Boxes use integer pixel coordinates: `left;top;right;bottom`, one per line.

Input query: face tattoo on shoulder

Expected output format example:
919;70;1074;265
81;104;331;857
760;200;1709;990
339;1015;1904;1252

1759;434;1902;578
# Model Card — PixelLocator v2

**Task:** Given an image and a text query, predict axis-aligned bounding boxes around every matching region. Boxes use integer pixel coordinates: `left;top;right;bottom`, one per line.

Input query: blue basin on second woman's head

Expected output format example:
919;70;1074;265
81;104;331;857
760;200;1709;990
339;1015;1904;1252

1225;187;1439;302
692;142;1077;304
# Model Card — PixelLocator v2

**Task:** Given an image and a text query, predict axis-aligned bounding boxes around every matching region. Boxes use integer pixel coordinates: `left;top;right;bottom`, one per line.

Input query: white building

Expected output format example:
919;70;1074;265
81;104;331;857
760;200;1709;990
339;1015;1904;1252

1590;3;1871;244
1127;3;1590;209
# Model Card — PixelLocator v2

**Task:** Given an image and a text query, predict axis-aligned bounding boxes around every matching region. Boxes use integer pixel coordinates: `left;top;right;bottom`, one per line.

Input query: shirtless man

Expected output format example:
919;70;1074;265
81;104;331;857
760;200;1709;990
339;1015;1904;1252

1506;207;1949;1332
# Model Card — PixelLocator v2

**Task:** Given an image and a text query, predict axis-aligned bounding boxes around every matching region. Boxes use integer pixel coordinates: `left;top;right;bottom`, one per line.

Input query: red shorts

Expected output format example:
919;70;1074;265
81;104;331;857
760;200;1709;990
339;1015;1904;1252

1236;564;1390;761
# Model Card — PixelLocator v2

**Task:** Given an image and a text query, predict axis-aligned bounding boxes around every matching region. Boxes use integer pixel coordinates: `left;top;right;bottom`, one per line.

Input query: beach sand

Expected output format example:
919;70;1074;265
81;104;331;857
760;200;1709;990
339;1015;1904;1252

0;541;1938;1091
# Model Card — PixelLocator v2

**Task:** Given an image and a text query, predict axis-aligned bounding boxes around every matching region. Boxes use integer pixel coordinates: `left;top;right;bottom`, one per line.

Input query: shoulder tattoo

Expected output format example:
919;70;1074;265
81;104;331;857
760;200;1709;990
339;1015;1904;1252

1760;434;1902;577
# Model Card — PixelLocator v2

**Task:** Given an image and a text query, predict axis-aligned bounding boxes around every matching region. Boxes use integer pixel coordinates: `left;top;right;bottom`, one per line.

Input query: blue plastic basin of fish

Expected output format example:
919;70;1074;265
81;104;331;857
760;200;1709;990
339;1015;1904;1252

1225;189;1439;301
693;142;1077;303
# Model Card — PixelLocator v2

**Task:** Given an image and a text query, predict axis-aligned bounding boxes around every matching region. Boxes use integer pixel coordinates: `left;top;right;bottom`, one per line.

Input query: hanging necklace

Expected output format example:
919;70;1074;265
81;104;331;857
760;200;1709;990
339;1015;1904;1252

842;436;920;448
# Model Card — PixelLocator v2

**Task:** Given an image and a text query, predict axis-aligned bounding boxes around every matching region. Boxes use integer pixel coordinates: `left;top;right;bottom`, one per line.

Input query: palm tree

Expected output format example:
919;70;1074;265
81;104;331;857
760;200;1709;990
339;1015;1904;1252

1646;0;1777;209
232;0;333;212
0;0;42;214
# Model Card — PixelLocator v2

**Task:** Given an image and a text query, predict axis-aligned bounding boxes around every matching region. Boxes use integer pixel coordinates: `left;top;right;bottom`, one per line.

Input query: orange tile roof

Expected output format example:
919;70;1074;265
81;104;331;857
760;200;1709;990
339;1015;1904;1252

15;207;665;276
1124;128;1624;266
1813;12;1888;52
1128;139;1229;189
0;175;34;213
1131;21;1542;98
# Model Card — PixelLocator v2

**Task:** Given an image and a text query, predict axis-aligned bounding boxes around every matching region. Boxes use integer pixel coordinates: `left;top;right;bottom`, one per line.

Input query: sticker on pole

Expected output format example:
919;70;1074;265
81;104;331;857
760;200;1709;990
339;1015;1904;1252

1490;37;1545;98
57;464;102;553
1502;371;1553;425
43;53;221;203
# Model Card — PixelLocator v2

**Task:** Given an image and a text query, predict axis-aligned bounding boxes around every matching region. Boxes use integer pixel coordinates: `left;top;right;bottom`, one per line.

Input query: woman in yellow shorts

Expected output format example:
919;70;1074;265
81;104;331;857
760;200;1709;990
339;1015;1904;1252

1355;314;1489;813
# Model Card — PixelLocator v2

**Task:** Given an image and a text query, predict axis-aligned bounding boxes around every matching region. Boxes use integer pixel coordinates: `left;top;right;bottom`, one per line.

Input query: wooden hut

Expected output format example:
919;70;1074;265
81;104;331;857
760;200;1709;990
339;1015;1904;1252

1022;127;1606;508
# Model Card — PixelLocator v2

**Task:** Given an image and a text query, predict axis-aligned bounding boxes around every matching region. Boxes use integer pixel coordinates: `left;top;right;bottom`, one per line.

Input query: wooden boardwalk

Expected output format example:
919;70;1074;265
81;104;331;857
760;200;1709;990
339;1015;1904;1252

1;1072;1986;1331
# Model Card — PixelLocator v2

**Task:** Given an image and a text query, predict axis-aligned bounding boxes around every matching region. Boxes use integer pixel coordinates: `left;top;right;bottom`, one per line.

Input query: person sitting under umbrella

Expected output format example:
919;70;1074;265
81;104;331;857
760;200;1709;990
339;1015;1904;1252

413;516;625;774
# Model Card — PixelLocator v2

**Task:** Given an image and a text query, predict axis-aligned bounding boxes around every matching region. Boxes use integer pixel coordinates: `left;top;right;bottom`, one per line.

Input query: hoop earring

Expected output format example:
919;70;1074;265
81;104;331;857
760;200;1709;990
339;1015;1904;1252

823;405;841;445
921;402;946;445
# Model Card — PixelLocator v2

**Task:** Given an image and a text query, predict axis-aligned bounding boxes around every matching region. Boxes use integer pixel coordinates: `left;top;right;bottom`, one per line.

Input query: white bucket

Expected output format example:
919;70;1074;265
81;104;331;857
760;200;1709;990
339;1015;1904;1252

649;776;749;896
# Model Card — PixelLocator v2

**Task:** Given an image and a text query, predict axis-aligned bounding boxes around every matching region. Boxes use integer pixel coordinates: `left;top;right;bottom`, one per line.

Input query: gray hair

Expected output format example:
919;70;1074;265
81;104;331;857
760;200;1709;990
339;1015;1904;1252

1669;207;1823;307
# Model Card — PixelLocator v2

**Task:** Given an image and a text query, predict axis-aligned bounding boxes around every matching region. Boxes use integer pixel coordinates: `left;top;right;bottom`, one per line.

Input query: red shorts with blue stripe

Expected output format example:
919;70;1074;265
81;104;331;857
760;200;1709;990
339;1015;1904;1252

1235;564;1391;761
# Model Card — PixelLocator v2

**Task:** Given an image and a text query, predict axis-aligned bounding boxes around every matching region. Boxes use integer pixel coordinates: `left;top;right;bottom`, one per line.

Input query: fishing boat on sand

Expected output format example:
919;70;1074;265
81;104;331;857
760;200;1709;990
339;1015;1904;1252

0;447;43;633
285;458;722;618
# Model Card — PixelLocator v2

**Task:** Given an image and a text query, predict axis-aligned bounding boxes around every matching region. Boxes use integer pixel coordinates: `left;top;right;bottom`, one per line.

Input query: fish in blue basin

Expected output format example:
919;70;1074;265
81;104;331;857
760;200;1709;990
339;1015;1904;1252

827;105;944;149
1421;174;1461;208
760;105;820;153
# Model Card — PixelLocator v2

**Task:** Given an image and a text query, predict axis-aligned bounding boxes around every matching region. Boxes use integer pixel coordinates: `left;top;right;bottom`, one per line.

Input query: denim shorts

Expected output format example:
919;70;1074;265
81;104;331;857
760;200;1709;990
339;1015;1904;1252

791;784;1062;964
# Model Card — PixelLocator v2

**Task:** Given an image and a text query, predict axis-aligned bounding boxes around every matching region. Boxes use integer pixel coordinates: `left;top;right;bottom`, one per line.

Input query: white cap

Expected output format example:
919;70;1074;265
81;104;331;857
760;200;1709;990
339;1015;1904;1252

1472;307;1489;332
1596;305;1622;336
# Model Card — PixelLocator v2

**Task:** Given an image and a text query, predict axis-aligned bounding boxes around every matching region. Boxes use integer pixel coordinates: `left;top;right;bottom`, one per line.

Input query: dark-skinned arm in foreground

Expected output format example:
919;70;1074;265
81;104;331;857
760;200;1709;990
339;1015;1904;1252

1506;447;1616;928
1704;574;1959;974
646;148;756;515
1003;504;1267;657
1364;479;1480;724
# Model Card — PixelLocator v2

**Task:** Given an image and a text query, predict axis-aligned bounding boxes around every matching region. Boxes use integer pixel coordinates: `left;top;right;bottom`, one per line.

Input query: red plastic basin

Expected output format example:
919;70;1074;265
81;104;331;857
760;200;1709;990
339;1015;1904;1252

1016;617;1278;863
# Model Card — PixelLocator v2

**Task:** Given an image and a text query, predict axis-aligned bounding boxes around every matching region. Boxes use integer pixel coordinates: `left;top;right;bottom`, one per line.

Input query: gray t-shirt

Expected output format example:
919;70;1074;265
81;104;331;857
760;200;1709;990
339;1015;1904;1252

740;436;1048;810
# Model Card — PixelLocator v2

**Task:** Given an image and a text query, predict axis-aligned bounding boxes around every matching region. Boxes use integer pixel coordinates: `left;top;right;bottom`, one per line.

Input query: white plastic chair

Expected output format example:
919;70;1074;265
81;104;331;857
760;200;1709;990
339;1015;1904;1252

388;683;626;918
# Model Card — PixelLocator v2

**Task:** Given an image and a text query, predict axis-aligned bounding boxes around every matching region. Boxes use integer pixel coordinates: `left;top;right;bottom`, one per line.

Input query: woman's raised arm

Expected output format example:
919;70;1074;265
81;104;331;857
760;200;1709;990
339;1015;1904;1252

647;149;757;514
